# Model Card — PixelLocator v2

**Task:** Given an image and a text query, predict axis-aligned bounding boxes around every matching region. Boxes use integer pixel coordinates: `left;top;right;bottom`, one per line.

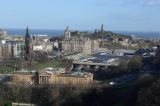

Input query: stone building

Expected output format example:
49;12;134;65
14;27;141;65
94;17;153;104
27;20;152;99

42;42;53;52
5;41;25;57
0;44;12;58
32;35;53;52
0;29;7;38
62;27;99;54
32;42;53;52
11;70;93;86
33;43;43;51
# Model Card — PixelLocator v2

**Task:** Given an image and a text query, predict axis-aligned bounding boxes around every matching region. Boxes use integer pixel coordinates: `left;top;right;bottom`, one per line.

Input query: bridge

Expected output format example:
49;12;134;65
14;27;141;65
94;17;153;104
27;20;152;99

73;61;119;66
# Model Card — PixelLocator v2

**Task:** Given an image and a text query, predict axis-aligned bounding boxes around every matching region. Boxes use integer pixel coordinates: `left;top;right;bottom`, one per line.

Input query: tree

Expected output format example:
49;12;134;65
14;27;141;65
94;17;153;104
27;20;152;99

137;80;160;106
0;83;5;105
62;59;73;71
118;60;129;73
31;87;54;106
34;51;50;63
128;56;143;72
137;74;155;87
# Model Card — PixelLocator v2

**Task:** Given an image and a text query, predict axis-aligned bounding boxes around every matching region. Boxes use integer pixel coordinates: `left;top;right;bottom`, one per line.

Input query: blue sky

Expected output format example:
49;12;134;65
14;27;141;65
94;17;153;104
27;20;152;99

0;0;160;31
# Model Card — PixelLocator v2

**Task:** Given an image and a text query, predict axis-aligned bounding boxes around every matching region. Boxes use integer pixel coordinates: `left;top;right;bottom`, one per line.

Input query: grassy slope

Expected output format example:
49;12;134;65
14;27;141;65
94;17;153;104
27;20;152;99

0;60;65;73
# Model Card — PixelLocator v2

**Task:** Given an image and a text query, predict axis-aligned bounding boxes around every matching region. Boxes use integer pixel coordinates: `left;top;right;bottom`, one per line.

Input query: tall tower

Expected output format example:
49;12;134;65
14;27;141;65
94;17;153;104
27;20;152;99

64;26;71;39
24;26;32;60
101;24;104;42
101;24;104;32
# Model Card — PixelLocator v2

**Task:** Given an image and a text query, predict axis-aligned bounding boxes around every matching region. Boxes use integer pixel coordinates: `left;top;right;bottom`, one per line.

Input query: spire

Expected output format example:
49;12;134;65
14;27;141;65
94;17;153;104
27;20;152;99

101;24;104;43
24;26;32;60
101;24;104;32
26;26;29;33
26;26;30;38
64;26;71;39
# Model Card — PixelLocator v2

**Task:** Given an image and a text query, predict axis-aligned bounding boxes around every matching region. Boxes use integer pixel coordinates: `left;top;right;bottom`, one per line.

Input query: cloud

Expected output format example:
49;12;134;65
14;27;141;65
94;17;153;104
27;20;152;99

92;0;160;8
143;0;160;6
123;0;160;7
91;0;109;7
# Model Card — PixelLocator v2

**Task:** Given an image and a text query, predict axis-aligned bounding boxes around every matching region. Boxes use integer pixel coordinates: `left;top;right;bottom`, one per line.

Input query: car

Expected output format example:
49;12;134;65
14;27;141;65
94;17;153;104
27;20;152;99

109;81;115;85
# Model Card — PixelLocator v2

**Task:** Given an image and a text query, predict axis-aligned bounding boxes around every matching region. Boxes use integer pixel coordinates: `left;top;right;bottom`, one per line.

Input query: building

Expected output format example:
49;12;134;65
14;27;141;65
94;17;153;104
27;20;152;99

11;68;93;86
12;102;36;106
33;34;49;43
155;44;160;59
32;34;53;52
62;27;99;54
0;29;7;38
0;27;54;58
0;44;12;58
91;40;99;53
0;40;25;58
42;42;53;52
38;71;93;85
64;26;71;39
53;40;59;48
5;41;25;57
33;43;43;51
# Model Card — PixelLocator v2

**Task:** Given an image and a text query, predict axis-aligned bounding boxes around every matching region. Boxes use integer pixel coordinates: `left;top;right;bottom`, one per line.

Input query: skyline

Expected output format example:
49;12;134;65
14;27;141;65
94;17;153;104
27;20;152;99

0;0;160;32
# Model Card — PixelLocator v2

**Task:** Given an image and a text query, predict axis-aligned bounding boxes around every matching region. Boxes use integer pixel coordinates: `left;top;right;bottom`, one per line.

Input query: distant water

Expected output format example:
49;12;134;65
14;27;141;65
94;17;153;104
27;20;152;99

6;29;64;37
5;29;160;39
115;31;160;39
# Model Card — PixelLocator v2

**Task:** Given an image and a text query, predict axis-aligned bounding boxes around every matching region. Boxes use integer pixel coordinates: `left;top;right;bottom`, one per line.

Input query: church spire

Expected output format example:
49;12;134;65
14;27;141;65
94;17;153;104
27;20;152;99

24;26;32;60
26;26;28;32
26;26;30;38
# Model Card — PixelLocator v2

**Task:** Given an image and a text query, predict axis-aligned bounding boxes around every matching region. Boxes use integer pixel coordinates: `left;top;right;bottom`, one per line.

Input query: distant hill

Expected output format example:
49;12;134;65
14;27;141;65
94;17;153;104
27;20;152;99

79;31;131;40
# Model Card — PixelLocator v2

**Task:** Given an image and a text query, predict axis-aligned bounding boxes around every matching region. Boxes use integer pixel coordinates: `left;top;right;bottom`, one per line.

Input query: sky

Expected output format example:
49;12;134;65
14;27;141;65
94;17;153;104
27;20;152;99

0;0;160;32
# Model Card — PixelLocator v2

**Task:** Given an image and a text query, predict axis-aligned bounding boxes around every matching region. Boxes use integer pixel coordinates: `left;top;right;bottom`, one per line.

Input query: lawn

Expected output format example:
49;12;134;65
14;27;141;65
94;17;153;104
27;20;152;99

0;59;65;73
30;60;65;70
0;65;15;73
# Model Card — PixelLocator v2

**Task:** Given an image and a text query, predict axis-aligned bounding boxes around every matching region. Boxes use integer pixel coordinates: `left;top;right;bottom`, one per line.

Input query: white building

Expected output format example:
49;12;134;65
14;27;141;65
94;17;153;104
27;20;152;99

33;44;43;51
